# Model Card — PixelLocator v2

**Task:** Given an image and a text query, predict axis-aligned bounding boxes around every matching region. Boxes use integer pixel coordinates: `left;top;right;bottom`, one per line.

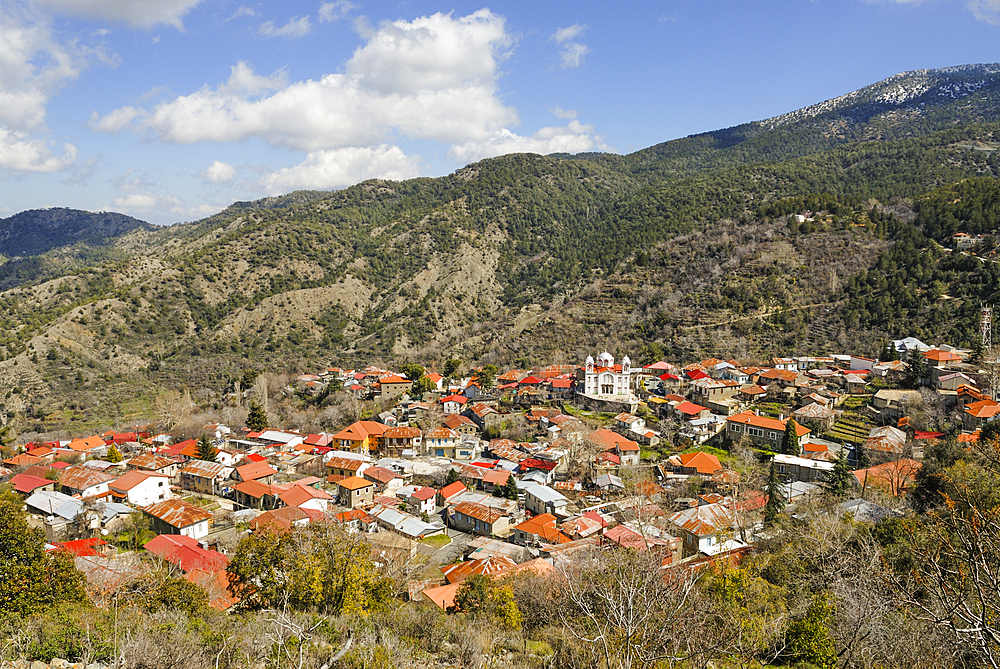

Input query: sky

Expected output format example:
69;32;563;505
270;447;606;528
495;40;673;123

1;0;999;225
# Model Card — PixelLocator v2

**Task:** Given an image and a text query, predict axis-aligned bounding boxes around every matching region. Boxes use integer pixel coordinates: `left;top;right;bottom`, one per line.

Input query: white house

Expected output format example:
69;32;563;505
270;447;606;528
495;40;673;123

59;466;117;499
440;395;468;414
523;484;569;518
583;351;632;399
407;487;438;516
108;470;172;507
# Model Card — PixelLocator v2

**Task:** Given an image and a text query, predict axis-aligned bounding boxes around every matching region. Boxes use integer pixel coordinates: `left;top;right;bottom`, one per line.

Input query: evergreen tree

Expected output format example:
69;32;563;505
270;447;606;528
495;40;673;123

825;449;852;498
196;434;218;462
445;468;461;485
499;472;519;500
782;418;801;455
399;363;425;381
411;375;434;397
764;460;785;526
904;349;930;387
443;358;462;378
105;443;123;463
246;401;268;433
477;364;499;390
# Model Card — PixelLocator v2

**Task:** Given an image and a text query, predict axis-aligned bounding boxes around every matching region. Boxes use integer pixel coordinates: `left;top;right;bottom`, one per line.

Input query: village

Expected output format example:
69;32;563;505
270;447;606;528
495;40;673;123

0;333;993;615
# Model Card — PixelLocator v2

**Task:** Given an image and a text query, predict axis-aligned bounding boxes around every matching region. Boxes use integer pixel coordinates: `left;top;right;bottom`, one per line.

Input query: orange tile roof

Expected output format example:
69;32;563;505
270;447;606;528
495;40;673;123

234;479;276;499
513;513;571;544
109;470;170;493
924;349;961;362
68;435;107;452
677;451;723;475
727;411;810;436
338;475;374;491
591;428;640;453
279;483;333;508
235;461;277;481
441;555;517;584
966;399;1000;419
439;481;467;500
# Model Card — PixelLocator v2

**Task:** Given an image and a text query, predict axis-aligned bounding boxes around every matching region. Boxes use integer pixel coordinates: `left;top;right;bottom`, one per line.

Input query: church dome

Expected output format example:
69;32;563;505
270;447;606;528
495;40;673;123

597;351;614;367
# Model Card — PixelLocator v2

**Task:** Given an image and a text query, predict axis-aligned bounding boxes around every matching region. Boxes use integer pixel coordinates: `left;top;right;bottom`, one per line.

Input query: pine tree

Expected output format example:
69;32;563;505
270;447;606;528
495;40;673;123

247;401;268;433
825;449;852;498
445;468;461;485
106;443;123;463
196;434;218;462
500;472;519;500
764;460;785;526
783;418;801;455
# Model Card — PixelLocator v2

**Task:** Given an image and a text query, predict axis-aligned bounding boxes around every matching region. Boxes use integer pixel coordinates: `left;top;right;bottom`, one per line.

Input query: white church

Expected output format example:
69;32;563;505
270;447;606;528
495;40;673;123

582;351;634;401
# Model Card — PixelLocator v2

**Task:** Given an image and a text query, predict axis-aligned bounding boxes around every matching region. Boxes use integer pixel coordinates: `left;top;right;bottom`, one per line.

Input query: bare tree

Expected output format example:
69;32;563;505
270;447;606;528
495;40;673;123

558;548;708;669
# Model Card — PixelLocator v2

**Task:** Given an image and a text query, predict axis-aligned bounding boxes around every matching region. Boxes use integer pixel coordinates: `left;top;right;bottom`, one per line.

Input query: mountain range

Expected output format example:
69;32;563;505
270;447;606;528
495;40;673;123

2;63;1000;433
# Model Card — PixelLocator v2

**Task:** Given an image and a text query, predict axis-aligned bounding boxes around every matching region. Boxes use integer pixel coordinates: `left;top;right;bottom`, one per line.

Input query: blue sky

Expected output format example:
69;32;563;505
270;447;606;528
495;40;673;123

1;0;999;225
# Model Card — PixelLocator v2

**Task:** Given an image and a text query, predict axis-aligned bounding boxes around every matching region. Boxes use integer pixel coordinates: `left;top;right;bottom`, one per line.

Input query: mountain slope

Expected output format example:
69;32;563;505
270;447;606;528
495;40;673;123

0;208;153;257
1;65;1000;433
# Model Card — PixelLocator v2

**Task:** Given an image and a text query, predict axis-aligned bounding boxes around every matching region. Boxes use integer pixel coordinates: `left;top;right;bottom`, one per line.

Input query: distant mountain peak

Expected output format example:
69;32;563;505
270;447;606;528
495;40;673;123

762;62;1000;129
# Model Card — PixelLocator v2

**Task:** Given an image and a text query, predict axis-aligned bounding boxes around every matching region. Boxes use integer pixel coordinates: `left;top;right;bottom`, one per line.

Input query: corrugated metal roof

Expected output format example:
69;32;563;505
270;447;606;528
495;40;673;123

668;503;734;537
60;465;116;492
180;460;233;479
143;499;212;528
453;501;506;525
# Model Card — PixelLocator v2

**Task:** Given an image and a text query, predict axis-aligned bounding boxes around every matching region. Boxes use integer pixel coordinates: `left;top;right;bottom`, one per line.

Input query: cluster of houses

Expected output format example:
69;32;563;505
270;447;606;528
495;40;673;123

2;337;990;612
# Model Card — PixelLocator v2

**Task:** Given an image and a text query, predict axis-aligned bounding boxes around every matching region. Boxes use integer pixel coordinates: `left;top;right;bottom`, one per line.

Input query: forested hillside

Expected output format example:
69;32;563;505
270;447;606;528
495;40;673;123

0;66;1000;431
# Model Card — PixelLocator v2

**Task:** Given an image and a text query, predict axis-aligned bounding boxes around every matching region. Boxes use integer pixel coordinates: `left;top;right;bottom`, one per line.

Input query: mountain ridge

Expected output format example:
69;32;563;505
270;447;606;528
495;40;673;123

1;64;999;433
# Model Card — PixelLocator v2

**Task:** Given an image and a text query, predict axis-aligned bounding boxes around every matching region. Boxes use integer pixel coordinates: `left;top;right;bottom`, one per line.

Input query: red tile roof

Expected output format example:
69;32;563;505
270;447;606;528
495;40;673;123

11;473;53;494
145;534;228;572
409;486;437;501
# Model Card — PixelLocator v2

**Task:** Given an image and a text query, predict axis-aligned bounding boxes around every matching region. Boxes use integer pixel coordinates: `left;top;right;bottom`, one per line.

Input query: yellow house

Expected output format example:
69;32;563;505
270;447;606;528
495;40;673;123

332;421;387;453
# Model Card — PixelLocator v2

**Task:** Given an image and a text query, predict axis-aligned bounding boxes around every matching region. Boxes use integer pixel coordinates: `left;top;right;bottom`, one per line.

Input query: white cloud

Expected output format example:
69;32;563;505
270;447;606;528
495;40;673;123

113;193;159;208
34;0;202;29
260;145;422;193
0;129;77;171
200;160;237;184
448;119;607;163
557;42;590;69
228;6;257;21
259;15;313;38
319;1;357;22
552;25;590;69
553;24;585;43
89;106;142;133
97;10;518;151
968;0;1000;23
550;106;578;120
0;6;83;132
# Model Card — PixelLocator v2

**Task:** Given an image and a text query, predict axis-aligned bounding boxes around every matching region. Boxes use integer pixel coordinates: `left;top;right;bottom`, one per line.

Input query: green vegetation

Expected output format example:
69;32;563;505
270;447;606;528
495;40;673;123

0;491;86;617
